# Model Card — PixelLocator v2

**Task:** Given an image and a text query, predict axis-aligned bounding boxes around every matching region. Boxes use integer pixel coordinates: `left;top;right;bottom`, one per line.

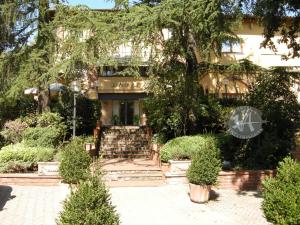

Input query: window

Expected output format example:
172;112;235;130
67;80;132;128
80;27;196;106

100;66;149;77
118;45;132;58
221;41;242;53
102;66;116;76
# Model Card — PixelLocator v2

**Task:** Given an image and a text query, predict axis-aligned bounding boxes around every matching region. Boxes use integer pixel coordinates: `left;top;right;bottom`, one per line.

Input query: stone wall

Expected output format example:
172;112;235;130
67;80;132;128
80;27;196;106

217;170;274;190
165;169;275;191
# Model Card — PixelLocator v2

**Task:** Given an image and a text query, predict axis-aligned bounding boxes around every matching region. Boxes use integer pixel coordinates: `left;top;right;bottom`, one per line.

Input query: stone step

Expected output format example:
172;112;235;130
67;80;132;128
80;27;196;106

102;155;151;159
103;170;165;187
0;174;62;186
104;172;164;181
105;180;165;187
102;150;150;154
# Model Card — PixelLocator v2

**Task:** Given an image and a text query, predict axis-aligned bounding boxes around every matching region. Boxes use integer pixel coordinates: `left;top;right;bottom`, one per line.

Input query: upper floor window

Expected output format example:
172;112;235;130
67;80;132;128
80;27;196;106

102;66;117;76
221;41;242;53
100;66;148;77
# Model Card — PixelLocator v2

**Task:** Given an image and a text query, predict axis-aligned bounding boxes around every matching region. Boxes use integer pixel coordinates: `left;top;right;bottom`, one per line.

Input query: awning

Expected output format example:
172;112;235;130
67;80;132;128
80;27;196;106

24;87;39;95
49;83;65;92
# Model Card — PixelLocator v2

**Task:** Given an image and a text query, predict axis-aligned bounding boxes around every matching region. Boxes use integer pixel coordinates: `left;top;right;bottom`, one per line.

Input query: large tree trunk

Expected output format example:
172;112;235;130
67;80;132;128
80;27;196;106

38;89;50;113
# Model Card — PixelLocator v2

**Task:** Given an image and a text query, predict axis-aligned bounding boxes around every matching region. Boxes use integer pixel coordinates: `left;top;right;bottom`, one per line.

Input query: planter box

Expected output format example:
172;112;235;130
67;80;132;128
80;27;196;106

38;162;60;176
168;160;191;173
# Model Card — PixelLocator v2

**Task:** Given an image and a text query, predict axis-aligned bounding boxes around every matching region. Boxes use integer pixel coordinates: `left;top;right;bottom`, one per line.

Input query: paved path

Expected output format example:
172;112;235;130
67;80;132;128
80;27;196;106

0;184;270;225
110;185;270;225
0;185;68;225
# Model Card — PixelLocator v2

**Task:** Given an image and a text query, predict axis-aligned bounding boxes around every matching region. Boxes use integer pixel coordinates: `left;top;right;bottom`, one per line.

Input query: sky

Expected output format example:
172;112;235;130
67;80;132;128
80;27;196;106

67;0;115;9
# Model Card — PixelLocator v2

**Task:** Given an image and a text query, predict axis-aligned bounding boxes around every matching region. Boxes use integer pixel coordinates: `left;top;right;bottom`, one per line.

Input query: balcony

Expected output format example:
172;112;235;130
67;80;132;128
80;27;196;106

98;76;147;94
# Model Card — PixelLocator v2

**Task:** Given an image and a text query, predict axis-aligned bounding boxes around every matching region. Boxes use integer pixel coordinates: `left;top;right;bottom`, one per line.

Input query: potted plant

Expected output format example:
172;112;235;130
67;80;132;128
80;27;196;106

186;148;221;203
133;115;140;126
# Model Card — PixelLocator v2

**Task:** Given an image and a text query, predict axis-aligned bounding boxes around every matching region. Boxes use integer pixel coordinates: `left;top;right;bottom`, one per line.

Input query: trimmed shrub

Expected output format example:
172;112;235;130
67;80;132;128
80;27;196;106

160;134;220;162
36;112;61;127
23;126;64;148
186;146;221;185
59;136;92;184
0;143;55;173
57;174;120;225
262;157;300;225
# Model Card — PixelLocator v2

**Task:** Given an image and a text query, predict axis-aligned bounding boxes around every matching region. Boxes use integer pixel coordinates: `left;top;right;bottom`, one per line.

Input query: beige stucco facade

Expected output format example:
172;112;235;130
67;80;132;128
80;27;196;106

80;18;299;125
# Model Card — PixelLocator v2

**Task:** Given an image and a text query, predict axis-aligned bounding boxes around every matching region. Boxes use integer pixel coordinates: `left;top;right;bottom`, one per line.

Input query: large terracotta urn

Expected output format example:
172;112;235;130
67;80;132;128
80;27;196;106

189;183;211;203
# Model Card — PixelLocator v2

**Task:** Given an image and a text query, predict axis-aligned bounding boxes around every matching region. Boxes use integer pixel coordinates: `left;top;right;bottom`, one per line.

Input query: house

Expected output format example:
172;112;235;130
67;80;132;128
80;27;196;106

89;16;300;127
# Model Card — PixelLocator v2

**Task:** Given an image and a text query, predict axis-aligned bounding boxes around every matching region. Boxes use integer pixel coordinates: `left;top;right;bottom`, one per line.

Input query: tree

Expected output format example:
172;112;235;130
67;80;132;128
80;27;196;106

241;0;300;59
53;1;242;137
0;0;64;112
241;68;300;168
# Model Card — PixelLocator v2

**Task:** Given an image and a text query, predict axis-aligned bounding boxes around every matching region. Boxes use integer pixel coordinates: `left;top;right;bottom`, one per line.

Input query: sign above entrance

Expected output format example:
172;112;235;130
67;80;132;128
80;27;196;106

98;77;147;93
111;81;142;89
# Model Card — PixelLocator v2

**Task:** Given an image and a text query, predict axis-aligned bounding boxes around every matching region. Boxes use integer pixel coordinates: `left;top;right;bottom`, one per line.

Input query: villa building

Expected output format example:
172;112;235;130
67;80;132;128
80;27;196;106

87;17;300;127
53;11;300;158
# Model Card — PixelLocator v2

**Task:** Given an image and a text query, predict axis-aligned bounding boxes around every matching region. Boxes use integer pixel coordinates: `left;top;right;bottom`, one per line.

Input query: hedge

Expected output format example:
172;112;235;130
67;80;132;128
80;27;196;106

0;143;55;172
160;134;220;162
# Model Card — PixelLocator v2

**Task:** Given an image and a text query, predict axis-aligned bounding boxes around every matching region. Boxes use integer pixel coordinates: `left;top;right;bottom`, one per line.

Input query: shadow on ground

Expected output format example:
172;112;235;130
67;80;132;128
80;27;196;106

0;185;15;211
187;189;220;202
209;189;220;201
236;190;263;198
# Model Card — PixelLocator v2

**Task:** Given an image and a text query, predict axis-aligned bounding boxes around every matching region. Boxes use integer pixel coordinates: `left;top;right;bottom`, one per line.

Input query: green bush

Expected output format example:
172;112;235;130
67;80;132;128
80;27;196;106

59;136;92;184
49;90;101;136
23;126;64;148
0;119;28;144
243;69;300;168
57;174;120;225
186;146;221;185
160;135;220;162
21;112;67;148
0;143;55;173
262;157;300;225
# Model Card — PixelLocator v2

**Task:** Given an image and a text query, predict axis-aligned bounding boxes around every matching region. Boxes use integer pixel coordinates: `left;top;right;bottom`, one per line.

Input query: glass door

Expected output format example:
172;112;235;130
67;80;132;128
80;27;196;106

119;101;134;125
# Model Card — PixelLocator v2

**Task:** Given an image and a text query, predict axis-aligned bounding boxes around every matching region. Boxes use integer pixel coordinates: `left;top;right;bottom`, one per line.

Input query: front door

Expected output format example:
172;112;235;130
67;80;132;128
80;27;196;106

119;101;134;125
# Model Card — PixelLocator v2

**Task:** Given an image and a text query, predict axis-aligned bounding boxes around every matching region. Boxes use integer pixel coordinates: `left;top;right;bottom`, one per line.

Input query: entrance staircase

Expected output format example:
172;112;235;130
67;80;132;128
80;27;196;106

101;159;165;187
100;126;152;158
99;126;165;187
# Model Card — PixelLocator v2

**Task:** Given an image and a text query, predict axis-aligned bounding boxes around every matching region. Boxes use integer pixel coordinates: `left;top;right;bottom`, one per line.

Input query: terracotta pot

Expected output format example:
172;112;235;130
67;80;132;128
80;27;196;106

189;183;211;203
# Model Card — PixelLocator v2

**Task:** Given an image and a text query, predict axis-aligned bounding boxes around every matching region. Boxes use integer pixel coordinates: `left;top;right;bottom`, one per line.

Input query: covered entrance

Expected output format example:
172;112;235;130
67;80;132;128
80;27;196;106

99;93;147;126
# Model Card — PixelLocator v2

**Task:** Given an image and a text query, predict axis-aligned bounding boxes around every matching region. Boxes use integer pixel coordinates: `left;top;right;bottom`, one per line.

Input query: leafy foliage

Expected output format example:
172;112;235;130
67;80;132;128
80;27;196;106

23;127;64;148
262;157;300;225
160;134;220;162
0;119;28;144
0;1;65;112
238;69;300;169
143;68;226;140
22;112;66;148
59;136;92;184
57;173;120;225
49;89;101;136
186;143;221;185
0;143;55;173
0;95;37;128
